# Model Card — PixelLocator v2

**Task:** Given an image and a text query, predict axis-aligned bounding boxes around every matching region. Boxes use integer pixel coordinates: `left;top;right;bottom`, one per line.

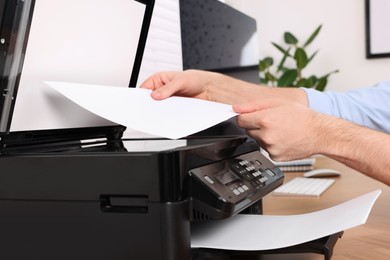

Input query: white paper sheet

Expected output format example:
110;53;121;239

46;81;237;139
191;190;381;251
122;139;188;152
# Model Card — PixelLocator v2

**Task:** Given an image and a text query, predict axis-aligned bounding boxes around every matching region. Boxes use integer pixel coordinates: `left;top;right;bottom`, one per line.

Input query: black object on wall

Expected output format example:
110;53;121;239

179;0;259;78
180;0;259;136
365;0;390;58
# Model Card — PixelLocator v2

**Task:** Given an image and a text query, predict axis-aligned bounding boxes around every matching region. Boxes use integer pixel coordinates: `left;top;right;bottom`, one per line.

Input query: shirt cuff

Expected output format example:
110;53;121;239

301;88;335;116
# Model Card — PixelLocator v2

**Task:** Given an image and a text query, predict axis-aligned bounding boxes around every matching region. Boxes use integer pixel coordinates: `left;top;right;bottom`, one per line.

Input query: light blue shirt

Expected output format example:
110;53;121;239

302;81;390;133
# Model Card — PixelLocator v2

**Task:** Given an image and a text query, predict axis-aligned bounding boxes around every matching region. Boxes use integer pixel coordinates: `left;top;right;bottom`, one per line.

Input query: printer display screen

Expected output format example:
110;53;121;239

10;0;147;131
216;170;240;185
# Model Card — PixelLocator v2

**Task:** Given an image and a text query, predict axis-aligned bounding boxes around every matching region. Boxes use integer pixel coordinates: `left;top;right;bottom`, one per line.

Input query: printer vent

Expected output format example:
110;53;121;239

192;209;214;222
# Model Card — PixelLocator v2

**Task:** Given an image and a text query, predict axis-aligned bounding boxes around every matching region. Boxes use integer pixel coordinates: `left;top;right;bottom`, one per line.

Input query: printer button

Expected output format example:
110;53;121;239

204;175;214;184
253;171;261;177
243;172;253;181
242;185;249;191
265;169;276;177
256;179;264;185
233;189;241;195
232;163;242;172
238;187;245;193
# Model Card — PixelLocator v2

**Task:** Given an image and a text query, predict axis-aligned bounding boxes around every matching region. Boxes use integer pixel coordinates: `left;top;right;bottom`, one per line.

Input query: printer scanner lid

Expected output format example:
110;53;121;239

0;0;154;142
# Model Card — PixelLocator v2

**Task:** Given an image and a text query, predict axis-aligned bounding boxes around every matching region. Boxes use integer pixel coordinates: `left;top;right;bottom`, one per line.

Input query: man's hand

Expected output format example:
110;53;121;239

141;70;214;101
234;98;320;161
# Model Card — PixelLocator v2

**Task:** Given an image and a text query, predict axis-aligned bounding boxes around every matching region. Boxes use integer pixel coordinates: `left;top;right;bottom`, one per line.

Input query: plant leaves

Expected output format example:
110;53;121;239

296;78;308;88
307;75;318;87
296;77;316;88
260;24;337;91
272;42;291;56
316;77;328;91
265;57;274;66
321;69;340;78
278;69;297;87
260;78;268;84
284;32;298;45
277;47;291;72
304;25;322;47
294;48;309;70
259;57;273;71
265;71;277;82
308;50;319;64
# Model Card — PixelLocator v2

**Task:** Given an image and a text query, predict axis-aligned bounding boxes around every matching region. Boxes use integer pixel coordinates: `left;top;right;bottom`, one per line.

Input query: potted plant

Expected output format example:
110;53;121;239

259;25;338;91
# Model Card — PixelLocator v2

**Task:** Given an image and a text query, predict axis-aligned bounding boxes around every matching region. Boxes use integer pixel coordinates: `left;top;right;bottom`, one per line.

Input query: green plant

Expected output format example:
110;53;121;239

259;25;338;91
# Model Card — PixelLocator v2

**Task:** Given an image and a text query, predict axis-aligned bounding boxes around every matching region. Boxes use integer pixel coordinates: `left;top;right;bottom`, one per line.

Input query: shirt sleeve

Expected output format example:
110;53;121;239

302;81;390;133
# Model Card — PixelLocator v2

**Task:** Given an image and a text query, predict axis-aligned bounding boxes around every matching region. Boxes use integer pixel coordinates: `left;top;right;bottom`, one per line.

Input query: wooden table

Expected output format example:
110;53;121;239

259;156;390;260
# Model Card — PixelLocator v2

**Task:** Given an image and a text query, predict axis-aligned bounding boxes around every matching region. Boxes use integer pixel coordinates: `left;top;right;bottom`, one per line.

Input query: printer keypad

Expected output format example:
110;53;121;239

231;160;271;189
190;150;283;212
232;189;241;195
232;184;250;196
231;160;259;181
250;175;269;187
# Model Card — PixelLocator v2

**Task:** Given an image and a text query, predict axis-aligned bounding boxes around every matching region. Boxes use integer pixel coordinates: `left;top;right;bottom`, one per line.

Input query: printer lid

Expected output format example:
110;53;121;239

0;0;154;140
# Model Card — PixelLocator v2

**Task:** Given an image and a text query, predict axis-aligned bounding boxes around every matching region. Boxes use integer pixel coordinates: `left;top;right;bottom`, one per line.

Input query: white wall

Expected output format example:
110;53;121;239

225;0;390;92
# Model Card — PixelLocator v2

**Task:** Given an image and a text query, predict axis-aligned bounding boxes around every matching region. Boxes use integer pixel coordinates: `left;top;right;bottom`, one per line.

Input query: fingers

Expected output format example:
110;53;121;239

236;111;263;130
140;71;182;100
149;84;175;100
140;72;172;90
152;77;192;100
233;104;257;114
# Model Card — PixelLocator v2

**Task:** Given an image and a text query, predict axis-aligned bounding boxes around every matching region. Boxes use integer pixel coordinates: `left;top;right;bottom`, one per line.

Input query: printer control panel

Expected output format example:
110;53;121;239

189;150;283;220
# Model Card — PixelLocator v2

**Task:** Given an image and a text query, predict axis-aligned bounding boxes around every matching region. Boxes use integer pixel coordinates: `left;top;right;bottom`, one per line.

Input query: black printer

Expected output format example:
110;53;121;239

0;132;285;259
0;1;286;259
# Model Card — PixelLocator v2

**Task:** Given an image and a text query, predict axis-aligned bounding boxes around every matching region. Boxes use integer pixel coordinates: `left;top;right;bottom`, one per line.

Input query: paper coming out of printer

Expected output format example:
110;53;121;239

45;81;238;139
191;189;381;251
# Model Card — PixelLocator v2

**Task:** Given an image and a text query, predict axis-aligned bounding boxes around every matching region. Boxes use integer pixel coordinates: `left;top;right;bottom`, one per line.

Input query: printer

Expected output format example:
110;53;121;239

0;0;285;259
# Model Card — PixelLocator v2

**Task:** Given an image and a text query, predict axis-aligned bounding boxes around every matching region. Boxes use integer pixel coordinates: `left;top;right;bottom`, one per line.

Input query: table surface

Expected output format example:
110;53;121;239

257;156;390;260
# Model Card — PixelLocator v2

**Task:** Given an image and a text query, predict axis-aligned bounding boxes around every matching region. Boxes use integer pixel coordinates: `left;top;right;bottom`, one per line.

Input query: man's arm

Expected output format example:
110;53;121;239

141;70;308;106
314;113;390;185
234;100;390;185
303;81;390;133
